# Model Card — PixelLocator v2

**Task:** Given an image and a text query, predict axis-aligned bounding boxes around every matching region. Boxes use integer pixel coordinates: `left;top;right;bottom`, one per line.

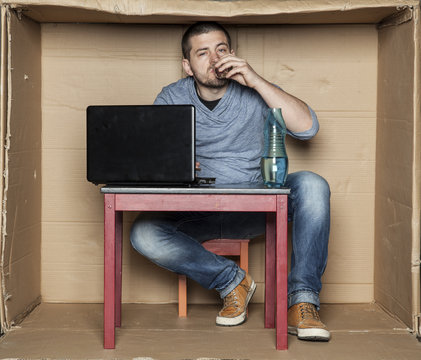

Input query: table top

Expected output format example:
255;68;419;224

101;183;290;195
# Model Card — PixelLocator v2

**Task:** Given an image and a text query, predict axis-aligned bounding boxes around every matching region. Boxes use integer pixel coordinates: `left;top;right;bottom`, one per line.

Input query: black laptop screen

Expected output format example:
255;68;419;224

87;105;195;185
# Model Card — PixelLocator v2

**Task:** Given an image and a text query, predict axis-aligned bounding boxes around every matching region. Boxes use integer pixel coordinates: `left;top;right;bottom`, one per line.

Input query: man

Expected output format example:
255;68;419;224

130;22;331;341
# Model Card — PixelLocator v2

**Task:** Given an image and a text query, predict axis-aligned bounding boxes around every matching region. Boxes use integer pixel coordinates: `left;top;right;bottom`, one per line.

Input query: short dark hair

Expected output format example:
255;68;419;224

181;22;232;60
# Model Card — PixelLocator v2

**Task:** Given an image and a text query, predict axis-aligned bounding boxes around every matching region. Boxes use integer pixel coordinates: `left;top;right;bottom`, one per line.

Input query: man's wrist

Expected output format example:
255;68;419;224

249;74;267;91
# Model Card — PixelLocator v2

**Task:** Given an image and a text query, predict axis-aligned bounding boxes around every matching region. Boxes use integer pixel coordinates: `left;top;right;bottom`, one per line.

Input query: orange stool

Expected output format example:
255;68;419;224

178;238;250;317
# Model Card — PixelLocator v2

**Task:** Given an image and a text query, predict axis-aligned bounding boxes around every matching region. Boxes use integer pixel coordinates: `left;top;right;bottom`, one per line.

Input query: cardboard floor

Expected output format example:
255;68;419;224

0;303;420;359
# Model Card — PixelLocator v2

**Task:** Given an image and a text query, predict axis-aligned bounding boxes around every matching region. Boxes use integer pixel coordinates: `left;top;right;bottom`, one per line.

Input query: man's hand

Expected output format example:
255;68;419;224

214;54;263;89
215;54;313;133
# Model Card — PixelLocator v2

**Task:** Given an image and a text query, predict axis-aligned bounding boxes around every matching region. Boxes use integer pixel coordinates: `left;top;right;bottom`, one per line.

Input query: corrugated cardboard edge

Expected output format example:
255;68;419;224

40;0;421;11
1;0;418;16
0;4;11;333
1;0;420;24
411;6;421;338
0;4;7;335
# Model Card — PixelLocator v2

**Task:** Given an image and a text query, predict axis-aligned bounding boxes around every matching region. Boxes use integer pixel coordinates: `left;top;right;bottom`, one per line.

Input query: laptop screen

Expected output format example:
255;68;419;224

87;105;195;185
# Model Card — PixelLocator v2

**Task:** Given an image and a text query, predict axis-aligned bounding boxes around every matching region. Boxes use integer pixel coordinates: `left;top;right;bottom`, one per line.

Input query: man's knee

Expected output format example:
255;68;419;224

130;216;166;257
288;171;331;216
292;171;330;198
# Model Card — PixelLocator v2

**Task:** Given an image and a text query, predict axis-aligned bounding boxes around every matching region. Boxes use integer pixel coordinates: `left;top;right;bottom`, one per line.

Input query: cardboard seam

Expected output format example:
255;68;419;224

411;4;421;337
377;6;413;28
0;5;12;332
417;314;421;340
0;5;7;335
374;286;413;324
8;295;40;327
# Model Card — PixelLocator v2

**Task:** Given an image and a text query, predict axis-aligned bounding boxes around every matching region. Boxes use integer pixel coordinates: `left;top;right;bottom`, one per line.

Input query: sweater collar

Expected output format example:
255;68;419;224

187;77;235;115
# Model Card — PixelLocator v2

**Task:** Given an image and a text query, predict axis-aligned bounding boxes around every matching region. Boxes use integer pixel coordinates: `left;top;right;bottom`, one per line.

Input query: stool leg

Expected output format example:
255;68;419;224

178;275;187;317
240;242;249;273
239;241;250;316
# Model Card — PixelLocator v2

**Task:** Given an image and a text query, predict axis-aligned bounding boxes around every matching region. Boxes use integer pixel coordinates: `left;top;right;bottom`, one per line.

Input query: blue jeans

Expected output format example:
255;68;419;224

130;171;330;308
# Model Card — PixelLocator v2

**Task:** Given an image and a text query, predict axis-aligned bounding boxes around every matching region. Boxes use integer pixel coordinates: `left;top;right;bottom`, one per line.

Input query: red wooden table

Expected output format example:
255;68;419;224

101;185;290;350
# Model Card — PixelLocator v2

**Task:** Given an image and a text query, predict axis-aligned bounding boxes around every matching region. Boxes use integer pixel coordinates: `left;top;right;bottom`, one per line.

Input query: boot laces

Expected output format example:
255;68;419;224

299;303;320;321
223;280;249;309
224;289;239;309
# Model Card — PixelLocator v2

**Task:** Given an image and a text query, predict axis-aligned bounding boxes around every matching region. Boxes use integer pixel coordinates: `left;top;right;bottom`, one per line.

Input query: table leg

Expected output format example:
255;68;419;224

104;194;116;349
115;211;123;327
265;212;276;329
276;195;288;350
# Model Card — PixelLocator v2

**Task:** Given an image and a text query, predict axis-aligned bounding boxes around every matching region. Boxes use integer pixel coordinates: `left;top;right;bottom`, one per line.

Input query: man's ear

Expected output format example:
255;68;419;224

182;59;194;76
230;49;235;56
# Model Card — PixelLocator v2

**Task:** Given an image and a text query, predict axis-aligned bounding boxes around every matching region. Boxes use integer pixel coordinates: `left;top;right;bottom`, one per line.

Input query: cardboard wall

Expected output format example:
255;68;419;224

1;10;42;326
41;23;377;305
375;15;416;327
41;23;185;302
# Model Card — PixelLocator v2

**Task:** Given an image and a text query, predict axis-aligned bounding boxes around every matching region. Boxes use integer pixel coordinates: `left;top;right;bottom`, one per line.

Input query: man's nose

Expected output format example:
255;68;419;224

210;52;220;64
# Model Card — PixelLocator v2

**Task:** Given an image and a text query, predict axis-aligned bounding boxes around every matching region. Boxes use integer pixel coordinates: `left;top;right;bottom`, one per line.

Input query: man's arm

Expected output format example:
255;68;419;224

215;54;313;133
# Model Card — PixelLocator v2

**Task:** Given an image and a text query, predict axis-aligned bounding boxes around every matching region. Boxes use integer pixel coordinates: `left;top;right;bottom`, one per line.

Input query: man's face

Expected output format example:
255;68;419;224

182;30;233;89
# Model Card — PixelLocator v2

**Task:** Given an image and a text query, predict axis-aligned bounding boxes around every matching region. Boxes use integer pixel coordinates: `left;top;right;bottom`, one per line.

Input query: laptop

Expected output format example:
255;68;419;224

87;104;201;186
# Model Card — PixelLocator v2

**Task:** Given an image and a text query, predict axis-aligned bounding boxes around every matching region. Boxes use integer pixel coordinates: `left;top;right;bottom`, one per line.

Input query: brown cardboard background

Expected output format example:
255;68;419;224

2;10;42;325
41;23;377;305
375;14;416;327
0;1;418;332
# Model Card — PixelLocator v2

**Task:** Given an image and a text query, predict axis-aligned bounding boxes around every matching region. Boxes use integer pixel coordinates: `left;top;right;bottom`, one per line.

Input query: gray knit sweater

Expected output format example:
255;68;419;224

154;77;318;184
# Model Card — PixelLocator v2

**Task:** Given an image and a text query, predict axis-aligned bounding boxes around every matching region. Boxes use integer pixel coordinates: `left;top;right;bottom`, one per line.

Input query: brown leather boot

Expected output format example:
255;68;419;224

288;302;330;341
216;273;256;326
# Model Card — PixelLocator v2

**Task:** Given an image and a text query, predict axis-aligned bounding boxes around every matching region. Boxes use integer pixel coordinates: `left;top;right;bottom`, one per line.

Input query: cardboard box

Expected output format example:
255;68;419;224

0;0;419;340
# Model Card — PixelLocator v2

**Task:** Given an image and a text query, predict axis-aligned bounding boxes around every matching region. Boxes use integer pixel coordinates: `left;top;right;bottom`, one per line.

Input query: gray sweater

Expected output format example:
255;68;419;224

154;77;319;184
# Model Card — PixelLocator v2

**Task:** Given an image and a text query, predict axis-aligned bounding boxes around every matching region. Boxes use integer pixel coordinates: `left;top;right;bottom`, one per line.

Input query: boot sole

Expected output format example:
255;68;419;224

288;326;331;342
216;280;256;326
